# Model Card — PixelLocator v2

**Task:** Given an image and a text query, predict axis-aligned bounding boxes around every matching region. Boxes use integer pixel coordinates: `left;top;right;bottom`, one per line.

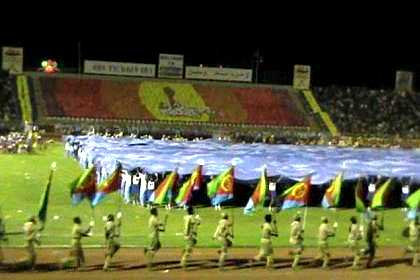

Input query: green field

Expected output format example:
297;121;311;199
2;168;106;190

0;143;411;248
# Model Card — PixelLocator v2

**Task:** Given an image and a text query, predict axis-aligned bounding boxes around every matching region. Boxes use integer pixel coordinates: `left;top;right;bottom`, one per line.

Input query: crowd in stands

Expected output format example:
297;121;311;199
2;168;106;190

0;75;20;124
59;123;420;149
60;124;323;145
0;129;48;154
0;132;29;153
314;86;420;137
6;71;420;148
38;77;310;127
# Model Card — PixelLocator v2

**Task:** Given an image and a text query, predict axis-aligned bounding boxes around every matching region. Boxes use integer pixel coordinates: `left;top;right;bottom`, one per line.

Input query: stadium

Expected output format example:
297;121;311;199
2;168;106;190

0;45;419;280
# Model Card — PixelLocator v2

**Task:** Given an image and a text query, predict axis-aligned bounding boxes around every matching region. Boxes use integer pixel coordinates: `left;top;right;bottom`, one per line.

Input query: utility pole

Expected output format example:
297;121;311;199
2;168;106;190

254;49;263;83
78;41;81;74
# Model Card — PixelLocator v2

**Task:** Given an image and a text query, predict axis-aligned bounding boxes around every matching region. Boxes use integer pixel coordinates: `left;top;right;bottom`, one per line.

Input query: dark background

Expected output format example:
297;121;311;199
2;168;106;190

1;2;418;89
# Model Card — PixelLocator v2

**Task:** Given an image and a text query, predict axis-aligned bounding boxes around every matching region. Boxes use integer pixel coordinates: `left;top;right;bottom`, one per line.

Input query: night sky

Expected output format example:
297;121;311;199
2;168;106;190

1;4;418;89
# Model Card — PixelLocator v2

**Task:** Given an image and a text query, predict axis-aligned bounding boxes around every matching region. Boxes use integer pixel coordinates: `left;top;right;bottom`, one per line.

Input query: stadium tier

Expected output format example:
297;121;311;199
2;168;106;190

4;72;420;140
29;73;314;129
0;75;21;128
314;86;420;137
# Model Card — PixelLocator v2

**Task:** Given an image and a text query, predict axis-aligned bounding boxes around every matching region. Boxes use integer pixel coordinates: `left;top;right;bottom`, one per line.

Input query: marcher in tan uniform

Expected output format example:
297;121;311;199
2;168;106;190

62;217;94;269
347;216;363;269
363;213;383;268
253;214;278;268
144;207;167;270
289;214;304;270
213;212;233;270
404;216;419;266
316;217;338;269
103;212;122;271
0;217;6;264
23;216;41;269
180;206;200;269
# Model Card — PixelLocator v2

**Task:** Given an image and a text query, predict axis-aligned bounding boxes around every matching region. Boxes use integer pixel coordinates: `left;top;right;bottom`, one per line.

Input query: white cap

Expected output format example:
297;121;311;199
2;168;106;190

231;158;240;166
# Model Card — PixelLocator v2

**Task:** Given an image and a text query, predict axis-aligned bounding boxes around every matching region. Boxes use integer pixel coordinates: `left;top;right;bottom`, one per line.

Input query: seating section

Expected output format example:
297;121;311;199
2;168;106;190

0;76;20;123
36;76;311;127
314;86;420;136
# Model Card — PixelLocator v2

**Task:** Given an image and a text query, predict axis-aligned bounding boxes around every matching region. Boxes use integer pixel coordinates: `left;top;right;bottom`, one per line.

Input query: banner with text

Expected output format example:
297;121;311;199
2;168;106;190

186;66;252;82
158;54;184;79
395;70;413;92
2;46;23;74
84;60;155;77
293;65;311;90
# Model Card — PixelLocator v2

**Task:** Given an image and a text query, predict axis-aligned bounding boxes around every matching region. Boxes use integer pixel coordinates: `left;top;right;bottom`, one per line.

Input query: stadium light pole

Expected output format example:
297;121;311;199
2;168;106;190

254;49;263;83
78;41;81;74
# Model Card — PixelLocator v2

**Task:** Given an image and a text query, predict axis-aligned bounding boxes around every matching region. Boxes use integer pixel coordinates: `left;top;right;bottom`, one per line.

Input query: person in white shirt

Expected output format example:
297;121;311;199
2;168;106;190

121;171;132;204
131;171;141;205
367;177;378;204
401;180;411;211
146;174;157;208
139;169;147;207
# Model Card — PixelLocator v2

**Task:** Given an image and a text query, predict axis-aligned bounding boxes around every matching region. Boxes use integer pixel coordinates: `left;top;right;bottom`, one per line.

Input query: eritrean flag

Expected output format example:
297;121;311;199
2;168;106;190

92;164;122;206
69;166;97;205
355;177;366;213
244;167;268;214
281;176;311;210
38;169;54;224
321;172;343;208
406;187;420;209
149;169;178;205
371;178;393;210
175;165;202;206
207;166;234;206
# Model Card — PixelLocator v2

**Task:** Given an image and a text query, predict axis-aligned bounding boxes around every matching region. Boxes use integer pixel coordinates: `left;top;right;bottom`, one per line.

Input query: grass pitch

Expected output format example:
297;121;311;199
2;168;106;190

0;143;411;248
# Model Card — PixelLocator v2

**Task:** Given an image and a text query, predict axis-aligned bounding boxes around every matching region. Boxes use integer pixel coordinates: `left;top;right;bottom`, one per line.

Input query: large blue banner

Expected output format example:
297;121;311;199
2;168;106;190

67;136;420;184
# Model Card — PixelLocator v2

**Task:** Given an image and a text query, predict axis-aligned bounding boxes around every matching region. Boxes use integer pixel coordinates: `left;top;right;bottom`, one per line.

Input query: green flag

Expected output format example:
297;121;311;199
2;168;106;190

371;178;393;210
406;188;420;209
207;166;233;198
69;166;97;205
355;177;366;213
38;168;54;224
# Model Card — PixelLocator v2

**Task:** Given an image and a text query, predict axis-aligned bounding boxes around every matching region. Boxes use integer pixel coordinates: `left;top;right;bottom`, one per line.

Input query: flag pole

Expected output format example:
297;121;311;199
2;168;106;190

230;206;235;238
118;192;123;212
302;206;308;230
90;203;96;224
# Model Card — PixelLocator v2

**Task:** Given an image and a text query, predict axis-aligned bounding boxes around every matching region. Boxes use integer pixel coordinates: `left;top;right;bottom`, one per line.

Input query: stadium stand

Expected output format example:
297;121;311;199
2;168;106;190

5;71;420;146
31;73;316;130
314;86;420;137
0;75;20;126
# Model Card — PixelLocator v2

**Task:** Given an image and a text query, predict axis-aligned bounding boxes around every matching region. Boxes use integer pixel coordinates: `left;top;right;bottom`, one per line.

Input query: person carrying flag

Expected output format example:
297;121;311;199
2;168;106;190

404;215;419;266
363;213;384;268
0;217;5;264
144;207;167;270
347;216;363;269
180;206;201;269
289;213;304;270
213;212;233;270
62;217;94;269
252;214;278;269
103;212;122;271
22;216;42;269
315;216;338;269
207;166;234;211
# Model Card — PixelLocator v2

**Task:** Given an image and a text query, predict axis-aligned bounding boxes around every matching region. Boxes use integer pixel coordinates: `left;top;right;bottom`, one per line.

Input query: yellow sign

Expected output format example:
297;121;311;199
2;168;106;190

139;82;212;121
293;65;311;90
